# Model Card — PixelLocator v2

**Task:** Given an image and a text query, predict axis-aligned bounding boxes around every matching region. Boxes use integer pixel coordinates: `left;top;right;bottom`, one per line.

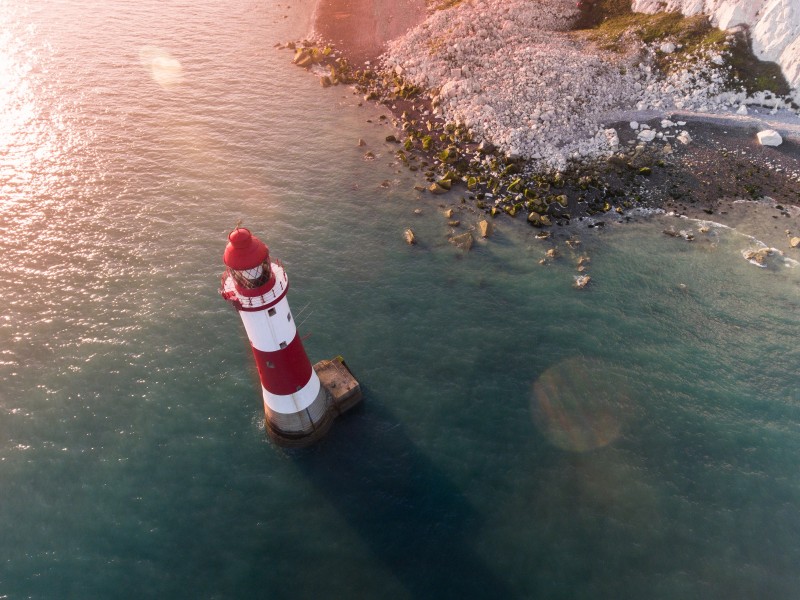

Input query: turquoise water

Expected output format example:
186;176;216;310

1;1;799;598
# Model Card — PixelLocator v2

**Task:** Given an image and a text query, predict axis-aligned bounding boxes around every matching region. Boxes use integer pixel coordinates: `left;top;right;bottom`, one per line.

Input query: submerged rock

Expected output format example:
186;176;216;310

404;228;416;245
574;275;591;289
663;228;694;240
744;247;773;265
449;231;474;251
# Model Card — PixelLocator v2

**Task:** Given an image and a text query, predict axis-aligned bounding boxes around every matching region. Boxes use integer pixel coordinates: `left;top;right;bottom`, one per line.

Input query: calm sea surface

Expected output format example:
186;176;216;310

1;1;799;598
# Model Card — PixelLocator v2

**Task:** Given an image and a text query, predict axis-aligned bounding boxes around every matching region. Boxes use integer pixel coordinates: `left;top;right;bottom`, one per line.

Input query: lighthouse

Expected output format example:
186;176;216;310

220;227;361;446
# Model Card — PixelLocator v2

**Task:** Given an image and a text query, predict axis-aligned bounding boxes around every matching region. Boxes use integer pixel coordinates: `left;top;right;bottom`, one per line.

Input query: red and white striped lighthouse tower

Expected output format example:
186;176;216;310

220;227;332;443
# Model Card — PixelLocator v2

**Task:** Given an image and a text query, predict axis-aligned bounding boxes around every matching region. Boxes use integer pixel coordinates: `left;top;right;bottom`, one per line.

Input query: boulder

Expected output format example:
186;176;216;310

790;237;800;248
660;42;676;53
443;208;454;218
527;212;552;227
429;182;448;194
404;228;416;245
744;247;772;265
449;231;474;251
677;131;692;145
604;128;620;149
757;129;783;147
574;275;591;289
478;219;493;238
637;129;657;142
293;48;315;68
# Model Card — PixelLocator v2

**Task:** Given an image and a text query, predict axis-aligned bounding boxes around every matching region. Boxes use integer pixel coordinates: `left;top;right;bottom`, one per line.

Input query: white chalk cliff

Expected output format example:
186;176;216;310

382;0;799;169
632;0;800;89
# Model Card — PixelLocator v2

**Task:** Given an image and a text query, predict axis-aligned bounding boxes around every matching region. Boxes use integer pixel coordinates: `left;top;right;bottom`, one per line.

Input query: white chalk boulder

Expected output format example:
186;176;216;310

638;129;657;142
604;128;620;149
757;129;783;147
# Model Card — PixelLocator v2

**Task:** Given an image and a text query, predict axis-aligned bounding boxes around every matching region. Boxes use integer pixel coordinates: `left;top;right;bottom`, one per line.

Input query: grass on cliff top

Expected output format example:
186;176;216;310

577;0;790;96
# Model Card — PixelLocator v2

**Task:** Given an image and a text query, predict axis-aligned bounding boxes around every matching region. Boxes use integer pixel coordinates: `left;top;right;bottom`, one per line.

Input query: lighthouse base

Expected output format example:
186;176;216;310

264;356;363;448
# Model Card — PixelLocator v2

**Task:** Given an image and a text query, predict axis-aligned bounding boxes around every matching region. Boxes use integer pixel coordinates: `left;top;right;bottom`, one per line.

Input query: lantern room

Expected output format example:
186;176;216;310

223;227;275;292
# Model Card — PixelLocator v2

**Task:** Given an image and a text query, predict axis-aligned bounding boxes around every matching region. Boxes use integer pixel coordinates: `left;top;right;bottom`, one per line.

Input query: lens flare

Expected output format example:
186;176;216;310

138;46;183;89
531;356;630;452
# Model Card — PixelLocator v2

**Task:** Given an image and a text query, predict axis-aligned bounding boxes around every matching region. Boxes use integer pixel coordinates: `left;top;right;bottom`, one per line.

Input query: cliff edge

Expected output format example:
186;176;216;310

632;0;800;90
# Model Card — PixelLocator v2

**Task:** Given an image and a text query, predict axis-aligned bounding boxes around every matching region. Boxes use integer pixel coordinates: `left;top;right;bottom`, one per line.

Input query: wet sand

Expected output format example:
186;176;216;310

639;121;800;251
311;0;427;65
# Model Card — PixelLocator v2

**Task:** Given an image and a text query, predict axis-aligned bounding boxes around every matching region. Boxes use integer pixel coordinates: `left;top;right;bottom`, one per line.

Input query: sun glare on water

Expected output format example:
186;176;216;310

0;29;38;214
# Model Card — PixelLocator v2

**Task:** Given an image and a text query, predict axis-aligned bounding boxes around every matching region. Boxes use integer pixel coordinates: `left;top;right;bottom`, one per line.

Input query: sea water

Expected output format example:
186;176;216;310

1;2;799;598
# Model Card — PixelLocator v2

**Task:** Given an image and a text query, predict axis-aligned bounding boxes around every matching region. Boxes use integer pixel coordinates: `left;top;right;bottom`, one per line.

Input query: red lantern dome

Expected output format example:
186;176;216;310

223;227;269;271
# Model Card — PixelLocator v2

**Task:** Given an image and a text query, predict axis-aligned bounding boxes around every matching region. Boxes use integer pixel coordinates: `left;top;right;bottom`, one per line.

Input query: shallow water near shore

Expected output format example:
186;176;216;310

1;1;799;599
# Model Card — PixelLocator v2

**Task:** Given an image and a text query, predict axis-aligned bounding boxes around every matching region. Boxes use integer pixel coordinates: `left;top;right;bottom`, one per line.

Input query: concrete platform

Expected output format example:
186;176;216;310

314;356;363;415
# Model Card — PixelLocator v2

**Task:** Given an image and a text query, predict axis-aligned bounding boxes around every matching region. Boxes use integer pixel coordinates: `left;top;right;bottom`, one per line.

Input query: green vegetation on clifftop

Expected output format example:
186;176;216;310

578;0;790;97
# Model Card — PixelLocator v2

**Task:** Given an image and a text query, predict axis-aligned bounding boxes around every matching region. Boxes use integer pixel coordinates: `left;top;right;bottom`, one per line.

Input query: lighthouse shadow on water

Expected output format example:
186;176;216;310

293;398;515;599
221;226;510;595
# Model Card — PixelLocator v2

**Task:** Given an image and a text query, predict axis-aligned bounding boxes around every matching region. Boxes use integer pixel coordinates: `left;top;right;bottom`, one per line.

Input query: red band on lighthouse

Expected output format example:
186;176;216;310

251;336;313;396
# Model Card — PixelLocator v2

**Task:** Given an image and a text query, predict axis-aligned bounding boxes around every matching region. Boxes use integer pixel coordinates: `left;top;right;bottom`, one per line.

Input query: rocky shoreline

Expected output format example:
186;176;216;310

286;0;800;255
